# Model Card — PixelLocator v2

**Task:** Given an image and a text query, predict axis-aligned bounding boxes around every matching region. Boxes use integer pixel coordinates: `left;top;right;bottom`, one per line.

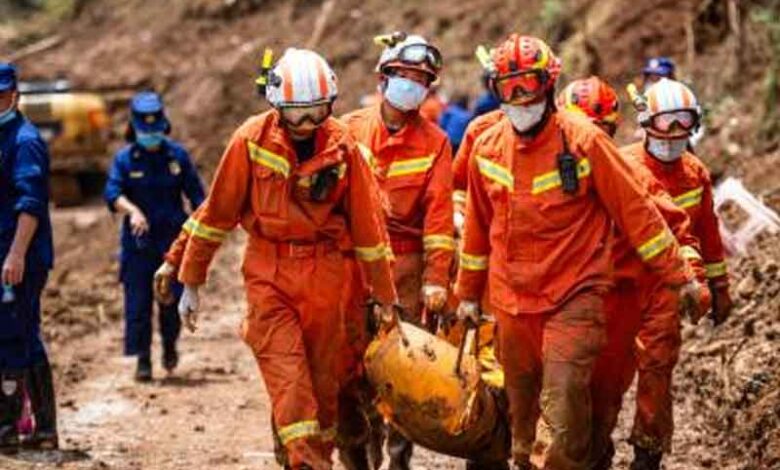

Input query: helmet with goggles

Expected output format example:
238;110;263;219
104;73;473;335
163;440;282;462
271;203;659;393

488;35;561;105
375;32;442;82
557;76;620;134
265;48;338;127
640;78;700;136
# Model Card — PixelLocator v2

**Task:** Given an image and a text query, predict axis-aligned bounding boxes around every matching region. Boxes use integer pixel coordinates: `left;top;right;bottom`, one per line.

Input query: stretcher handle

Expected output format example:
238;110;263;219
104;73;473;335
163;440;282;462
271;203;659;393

391;303;410;347
454;317;480;377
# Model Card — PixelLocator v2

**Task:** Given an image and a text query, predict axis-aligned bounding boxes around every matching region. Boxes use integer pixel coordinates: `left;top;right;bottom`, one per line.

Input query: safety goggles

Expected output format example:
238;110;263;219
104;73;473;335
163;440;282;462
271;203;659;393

648;109;698;134
494;70;548;104
278;103;332;127
395;43;443;71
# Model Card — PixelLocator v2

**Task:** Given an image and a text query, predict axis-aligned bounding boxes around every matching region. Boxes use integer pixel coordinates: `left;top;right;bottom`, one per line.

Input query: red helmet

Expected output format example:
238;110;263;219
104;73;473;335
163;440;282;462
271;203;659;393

488;35;561;104
557;76;621;133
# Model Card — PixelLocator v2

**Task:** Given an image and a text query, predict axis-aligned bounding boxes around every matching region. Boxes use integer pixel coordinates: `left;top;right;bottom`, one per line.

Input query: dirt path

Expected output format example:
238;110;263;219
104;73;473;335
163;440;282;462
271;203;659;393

0;212;460;470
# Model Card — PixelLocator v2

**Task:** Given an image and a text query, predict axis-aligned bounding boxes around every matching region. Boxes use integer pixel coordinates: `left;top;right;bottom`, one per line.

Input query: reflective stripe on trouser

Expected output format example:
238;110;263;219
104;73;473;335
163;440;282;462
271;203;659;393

496;290;606;470
240;243;346;470
589;281;643;466
630;271;681;453
120;252;182;356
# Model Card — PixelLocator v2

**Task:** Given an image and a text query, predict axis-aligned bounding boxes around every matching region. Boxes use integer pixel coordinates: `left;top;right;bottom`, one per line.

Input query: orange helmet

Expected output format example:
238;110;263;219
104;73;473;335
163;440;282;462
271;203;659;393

488;35;561;104
557;76;620;134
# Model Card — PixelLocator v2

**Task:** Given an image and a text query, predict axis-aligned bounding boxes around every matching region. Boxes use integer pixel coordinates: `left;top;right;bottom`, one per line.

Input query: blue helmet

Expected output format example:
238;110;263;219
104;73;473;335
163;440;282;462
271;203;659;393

129;91;170;133
0;63;18;92
642;57;675;78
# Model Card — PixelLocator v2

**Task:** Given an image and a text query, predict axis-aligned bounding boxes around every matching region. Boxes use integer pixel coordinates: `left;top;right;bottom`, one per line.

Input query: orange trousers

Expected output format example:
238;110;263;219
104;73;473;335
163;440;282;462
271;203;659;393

240;240;347;470
590;274;681;465
495;289;606;470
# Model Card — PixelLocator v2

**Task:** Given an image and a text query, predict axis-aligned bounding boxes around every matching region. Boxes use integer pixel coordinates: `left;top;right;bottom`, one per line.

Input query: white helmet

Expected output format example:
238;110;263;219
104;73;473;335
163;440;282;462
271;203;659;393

266;48;338;108
639;78;701;134
375;32;442;80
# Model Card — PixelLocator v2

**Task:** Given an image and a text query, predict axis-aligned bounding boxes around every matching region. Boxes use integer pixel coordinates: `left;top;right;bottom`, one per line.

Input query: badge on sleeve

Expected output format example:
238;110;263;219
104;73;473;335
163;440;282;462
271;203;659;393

169;161;181;176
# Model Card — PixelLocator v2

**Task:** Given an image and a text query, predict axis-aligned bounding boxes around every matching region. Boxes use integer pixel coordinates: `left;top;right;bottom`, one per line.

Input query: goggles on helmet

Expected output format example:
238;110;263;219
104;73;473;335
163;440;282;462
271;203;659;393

278;103;332;127
648;109;698;134
494;70;548;104
388;43;443;72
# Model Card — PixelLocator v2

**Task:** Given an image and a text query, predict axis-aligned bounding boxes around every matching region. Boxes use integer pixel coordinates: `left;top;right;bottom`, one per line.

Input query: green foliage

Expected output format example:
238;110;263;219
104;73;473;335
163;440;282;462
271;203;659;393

540;0;565;33
751;1;780;146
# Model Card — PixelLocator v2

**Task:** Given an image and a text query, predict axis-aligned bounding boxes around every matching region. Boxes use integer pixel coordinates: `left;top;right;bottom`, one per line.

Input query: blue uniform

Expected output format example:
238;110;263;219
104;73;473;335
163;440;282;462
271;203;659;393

0;113;53;371
438;104;473;153
104;139;204;356
473;91;500;117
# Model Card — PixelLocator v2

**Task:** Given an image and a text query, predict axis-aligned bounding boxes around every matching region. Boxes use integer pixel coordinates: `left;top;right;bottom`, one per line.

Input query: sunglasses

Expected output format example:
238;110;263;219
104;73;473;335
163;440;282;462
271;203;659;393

649;109;698;134
494;70;548;104
279;103;332;127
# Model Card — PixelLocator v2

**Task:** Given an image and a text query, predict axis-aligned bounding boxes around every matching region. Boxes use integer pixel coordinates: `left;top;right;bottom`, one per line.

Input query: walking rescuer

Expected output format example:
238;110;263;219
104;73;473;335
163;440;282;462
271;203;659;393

0;62;58;451
103;91;205;382
339;32;454;470
155;48;398;470
454;35;701;469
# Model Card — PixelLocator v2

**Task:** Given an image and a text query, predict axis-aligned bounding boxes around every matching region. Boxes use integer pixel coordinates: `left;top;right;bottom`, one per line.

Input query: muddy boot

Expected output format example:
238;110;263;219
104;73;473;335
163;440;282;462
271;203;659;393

135;354;152;382
366;409;385;469
339;444;371;470
0;373;22;454
24;361;58;450
162;343;178;373
387;427;412;470
630;445;662;470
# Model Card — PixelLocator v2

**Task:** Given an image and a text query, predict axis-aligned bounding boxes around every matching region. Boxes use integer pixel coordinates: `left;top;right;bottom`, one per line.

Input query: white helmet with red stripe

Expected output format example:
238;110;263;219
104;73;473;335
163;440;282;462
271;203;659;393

639;78;701;134
266;48;338;108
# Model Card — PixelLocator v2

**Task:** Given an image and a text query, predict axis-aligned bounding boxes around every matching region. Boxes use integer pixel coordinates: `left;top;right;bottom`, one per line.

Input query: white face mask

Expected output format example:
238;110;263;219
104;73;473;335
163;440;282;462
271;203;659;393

647;135;688;162
501;100;547;133
384;76;428;112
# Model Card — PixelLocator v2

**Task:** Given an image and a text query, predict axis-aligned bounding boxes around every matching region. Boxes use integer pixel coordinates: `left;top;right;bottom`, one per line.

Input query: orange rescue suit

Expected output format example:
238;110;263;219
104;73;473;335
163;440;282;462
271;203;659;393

455;112;692;315
625;143;730;286
169;111;397;470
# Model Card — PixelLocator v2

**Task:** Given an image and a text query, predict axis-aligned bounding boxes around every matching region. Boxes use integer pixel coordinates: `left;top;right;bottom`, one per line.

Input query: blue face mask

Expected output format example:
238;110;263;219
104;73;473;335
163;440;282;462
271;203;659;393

136;131;165;150
384;76;429;112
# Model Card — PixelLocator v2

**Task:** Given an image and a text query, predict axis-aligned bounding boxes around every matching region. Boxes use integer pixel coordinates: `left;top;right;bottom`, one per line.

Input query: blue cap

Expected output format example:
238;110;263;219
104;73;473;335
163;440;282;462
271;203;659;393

130;91;169;133
0;63;18;92
642;57;675;78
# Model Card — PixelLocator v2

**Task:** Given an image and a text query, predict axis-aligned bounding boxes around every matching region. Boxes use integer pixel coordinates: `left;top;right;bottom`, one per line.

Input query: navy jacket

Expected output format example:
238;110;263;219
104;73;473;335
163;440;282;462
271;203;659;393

0;113;53;271
104;139;205;258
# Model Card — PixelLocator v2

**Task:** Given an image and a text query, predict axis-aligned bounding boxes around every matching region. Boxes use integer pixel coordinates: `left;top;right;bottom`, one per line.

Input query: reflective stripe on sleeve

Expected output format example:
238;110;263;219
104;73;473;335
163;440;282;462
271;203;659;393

637;229;674;261
460;252;488;271
182;217;228;243
423;234;456;251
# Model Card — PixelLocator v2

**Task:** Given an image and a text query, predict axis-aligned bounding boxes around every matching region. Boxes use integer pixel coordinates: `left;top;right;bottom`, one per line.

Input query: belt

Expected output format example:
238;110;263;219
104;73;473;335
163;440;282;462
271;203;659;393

274;240;340;258
390;238;423;255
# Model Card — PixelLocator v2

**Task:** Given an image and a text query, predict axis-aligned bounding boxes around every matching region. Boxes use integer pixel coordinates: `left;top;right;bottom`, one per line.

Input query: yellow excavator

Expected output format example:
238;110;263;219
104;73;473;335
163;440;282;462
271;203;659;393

18;79;111;206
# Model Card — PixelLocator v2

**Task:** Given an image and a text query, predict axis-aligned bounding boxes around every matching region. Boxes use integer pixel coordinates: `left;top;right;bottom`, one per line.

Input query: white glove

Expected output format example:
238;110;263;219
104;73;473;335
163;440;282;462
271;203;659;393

153;262;176;305
422;284;448;312
453;211;465;236
178;285;200;333
456;301;480;324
